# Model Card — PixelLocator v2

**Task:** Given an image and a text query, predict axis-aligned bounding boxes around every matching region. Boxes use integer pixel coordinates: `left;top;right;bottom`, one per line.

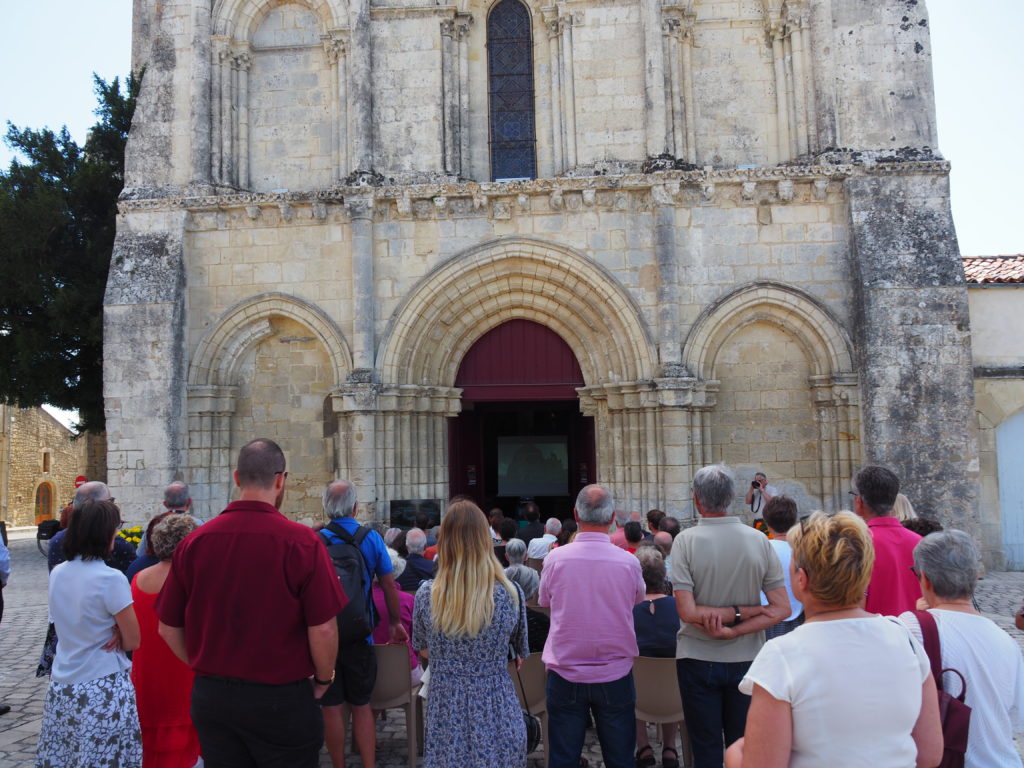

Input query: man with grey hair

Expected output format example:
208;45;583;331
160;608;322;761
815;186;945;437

318;479;407;768
670;465;788;768
539;484;646;768
137;481;196;558
396;527;435;591
48;481;135;574
527;517;562;559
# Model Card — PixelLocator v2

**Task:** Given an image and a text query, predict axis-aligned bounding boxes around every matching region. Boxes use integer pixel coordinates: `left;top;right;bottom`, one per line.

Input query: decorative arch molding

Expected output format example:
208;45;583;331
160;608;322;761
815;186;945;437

188;292;353;389
377;236;656;388
683;282;854;380
212;0;344;40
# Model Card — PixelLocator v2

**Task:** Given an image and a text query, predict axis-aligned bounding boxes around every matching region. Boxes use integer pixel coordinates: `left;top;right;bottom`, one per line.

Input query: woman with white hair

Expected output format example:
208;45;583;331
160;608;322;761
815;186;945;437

372;547;423;685
504;555;548;653
899;530;1024;768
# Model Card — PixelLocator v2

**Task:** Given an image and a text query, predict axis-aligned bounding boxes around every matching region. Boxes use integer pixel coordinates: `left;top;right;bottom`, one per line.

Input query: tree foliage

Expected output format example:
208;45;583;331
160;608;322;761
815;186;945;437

0;73;139;433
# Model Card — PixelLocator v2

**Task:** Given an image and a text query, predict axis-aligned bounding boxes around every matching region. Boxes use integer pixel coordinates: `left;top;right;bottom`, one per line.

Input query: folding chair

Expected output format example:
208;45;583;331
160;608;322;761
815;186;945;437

508;653;550;765
633;656;693;767
370;643;422;768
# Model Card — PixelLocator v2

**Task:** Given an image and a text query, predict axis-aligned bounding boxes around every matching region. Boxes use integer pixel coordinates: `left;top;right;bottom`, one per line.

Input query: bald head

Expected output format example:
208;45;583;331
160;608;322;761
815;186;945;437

164;481;191;510
406;527;426;553
73;481;110;510
575;484;614;526
653;531;673;556
323;480;357;519
237;438;286;489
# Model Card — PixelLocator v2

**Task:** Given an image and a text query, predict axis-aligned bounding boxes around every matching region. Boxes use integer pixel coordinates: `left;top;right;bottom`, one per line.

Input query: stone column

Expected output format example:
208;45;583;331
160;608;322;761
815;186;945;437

560;12;578;168
680;12;697;164
846;172;980;531
331;383;379;520
323;30;349;180
233;46;252;189
652;185;682;371
786;1;811;157
662;16;684;159
542;7;564;173
190;0;212;186
219;41;234;185
441;18;458;175
641;0;668;158
456;14;472;176
347;196;375;375
768;15;791;164
210;36;230;184
347;0;373;177
811;373;860;511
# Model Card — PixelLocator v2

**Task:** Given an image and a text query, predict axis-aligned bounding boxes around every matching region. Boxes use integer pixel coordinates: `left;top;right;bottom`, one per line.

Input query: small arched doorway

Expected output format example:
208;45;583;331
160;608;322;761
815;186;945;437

449;320;594;519
35;482;54;524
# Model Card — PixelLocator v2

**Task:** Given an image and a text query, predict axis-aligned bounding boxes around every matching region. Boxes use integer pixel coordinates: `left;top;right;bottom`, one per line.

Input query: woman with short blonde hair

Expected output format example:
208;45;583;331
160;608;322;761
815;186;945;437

413;500;528;768
726;511;942;768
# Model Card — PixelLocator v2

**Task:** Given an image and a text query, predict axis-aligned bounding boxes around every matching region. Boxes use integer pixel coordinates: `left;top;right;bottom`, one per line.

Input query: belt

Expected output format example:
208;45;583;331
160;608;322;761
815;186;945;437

200;674;309;688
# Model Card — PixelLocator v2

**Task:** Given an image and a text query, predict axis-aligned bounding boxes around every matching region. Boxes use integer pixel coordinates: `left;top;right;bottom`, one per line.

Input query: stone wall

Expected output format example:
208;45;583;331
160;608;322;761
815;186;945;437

0;407;86;527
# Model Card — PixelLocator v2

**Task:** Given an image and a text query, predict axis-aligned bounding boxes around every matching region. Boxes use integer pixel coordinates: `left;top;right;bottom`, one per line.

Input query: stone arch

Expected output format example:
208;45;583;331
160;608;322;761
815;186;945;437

212;0;344;40
683;282;854;380
378;237;656;388
189;292;352;388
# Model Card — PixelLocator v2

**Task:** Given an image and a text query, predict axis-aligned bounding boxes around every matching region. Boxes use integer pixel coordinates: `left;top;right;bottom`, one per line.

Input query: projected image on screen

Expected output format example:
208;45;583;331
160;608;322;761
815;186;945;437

497;436;568;496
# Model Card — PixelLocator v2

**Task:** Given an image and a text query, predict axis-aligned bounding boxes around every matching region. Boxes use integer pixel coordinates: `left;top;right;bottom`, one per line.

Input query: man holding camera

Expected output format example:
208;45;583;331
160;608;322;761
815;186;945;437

743;472;777;533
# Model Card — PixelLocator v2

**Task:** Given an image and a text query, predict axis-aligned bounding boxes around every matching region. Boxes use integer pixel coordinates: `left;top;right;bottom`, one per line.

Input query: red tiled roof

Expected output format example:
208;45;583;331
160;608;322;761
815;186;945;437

963;255;1024;284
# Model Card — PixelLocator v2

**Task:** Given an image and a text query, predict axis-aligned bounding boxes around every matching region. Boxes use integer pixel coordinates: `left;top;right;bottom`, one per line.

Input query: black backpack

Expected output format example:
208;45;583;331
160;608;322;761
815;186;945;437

319;522;377;644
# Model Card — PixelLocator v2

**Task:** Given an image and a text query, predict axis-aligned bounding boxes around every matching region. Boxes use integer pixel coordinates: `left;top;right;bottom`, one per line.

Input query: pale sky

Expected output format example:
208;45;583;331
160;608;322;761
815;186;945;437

0;0;1020;258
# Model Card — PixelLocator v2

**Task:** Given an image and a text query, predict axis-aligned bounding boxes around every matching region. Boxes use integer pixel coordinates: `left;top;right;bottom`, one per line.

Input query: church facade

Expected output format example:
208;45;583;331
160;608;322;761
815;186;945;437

107;1;985;557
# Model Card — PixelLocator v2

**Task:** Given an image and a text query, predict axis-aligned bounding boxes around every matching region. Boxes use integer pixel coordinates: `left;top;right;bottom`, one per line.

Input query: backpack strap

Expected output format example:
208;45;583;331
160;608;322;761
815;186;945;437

913;609;944;691
324;521;371;547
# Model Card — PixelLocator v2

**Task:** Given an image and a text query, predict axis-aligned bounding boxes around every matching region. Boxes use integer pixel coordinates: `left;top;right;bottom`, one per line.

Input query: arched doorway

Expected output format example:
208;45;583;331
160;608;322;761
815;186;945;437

449;320;594;519
35;482;54;524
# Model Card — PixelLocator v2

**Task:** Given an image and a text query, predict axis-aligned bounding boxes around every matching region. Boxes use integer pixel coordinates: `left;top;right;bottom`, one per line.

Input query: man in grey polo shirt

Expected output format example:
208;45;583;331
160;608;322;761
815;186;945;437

670;465;789;768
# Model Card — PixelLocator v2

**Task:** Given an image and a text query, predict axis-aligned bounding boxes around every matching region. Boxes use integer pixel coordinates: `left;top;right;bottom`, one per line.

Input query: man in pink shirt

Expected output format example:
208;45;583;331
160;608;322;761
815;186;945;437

539;484;646;768
852;465;922;615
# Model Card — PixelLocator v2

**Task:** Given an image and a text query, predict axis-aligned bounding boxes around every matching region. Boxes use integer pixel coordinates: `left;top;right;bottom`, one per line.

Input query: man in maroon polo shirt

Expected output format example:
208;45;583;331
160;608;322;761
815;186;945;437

157;438;346;767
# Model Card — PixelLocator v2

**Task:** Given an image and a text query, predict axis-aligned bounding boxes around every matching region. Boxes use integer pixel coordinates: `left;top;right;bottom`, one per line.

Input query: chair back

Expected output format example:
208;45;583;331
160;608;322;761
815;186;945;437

527;557;544;574
507;653;546;714
370;643;414;710
633;656;684;723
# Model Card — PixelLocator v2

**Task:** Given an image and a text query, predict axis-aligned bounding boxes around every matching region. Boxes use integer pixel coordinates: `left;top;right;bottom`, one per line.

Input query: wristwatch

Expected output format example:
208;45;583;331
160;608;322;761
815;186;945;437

314;671;335;686
728;605;742;627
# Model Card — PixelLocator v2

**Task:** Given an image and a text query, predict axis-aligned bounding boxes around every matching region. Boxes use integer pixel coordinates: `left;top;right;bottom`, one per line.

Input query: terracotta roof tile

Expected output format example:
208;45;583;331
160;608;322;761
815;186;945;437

962;255;1024;284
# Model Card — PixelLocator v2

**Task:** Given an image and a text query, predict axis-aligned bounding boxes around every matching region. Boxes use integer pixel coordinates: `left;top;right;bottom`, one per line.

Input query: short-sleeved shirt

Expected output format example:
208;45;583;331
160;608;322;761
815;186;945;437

156;500;346;683
760;539;802;621
49;558;134;684
864;517;921;616
670;515;785;662
538;532;646;683
740;617;930;768
320;517;392;644
749;484;779;519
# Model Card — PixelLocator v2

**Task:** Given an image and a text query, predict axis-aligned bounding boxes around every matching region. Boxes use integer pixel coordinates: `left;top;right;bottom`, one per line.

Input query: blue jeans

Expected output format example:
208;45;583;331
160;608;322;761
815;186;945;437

546;670;636;768
676;659;752;768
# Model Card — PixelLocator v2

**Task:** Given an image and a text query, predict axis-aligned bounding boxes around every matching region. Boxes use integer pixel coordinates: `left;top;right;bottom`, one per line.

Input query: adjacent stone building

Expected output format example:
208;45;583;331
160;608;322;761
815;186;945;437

965;256;1024;570
0;406;87;527
107;1;984;557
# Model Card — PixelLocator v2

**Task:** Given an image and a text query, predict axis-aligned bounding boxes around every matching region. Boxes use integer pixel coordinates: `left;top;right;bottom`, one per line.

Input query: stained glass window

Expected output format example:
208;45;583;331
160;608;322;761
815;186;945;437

488;0;537;181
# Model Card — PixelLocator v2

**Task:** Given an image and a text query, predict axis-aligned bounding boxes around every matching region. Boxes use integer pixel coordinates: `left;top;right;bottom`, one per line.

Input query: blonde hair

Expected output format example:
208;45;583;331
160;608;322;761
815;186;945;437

431;500;519;637
892;493;917;522
788;511;874;609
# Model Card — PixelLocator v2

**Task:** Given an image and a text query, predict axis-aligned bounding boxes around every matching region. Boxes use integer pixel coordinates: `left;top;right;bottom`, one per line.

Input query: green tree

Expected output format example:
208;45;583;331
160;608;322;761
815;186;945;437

0;73;139;433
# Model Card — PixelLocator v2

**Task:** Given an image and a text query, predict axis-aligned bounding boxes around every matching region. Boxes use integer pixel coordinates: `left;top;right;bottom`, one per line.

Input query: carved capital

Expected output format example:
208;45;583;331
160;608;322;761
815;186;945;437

454;13;473;41
662;16;682;40
232;50;252;71
440;19;456;39
345;196;374;220
321;29;349;64
212;35;232;65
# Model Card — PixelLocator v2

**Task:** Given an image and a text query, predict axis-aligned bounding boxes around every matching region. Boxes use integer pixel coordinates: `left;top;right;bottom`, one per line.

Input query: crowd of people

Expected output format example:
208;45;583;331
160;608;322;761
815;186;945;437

33;440;1024;768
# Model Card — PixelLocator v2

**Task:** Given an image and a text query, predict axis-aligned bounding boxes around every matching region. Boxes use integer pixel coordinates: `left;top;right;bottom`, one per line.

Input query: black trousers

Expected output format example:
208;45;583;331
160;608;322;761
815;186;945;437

191;675;323;768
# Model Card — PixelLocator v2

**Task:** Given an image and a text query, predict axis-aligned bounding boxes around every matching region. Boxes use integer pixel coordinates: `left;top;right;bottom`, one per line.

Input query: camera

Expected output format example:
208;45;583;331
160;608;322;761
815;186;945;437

751;480;761;489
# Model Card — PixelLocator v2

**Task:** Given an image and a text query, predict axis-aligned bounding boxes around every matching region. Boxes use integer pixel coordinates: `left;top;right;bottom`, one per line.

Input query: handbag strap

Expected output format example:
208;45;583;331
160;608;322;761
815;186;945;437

508;581;529;702
913;610;943;689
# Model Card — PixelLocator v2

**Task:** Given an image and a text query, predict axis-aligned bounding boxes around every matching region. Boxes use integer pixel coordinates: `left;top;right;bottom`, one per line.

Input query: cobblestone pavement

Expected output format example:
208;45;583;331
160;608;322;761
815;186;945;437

0;531;1021;767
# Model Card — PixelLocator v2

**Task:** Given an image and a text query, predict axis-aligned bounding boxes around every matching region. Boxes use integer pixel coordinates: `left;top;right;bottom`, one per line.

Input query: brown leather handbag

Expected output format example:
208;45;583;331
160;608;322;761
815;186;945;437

913;610;972;768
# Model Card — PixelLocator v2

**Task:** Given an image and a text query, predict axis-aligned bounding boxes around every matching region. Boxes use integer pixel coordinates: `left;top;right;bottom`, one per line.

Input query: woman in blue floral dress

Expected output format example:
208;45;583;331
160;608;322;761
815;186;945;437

413;500;528;768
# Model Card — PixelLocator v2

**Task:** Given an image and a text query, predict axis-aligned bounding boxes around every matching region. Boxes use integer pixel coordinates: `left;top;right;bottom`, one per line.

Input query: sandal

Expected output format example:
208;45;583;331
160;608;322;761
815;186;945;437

636;746;656;768
661;747;680;768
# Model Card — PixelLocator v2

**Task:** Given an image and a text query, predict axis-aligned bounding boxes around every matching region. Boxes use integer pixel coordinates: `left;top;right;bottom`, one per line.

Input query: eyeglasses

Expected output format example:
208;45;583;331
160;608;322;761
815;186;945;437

117;520;125;529
275;471;289;479
909;565;921;579
848;490;859;498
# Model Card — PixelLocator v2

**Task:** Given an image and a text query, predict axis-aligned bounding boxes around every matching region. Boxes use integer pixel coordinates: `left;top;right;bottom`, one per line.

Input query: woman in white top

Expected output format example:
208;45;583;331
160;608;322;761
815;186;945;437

726;511;942;768
899;529;1024;768
36;499;142;768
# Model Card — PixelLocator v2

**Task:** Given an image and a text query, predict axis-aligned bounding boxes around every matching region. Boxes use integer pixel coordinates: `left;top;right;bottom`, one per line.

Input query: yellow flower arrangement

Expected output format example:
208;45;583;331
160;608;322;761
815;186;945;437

117;525;144;549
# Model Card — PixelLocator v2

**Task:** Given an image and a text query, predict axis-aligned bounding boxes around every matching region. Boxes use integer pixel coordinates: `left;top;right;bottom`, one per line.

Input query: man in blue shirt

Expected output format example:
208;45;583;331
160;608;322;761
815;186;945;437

319;480;407;768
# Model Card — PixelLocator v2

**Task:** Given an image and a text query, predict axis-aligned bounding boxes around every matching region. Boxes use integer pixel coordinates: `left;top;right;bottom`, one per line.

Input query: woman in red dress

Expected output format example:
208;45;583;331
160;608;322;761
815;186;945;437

131;514;200;768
